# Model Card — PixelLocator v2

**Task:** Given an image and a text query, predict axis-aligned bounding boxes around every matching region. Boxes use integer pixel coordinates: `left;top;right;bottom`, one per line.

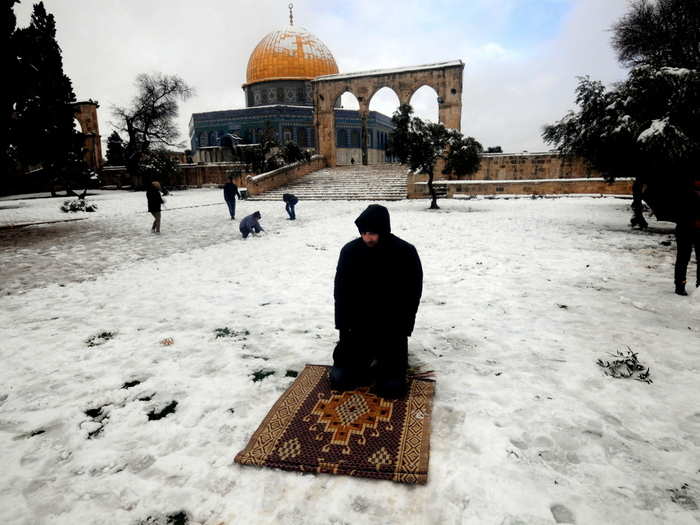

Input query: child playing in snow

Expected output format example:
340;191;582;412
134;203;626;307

239;211;264;239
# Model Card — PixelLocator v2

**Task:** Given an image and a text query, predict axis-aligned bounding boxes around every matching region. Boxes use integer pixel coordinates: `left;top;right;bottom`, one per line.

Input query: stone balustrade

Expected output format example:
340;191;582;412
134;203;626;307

245;155;326;196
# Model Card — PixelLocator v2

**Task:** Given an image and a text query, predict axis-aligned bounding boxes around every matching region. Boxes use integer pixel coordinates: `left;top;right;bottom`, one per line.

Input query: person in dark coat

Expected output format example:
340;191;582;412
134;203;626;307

223;175;242;220
674;176;700;295
331;204;423;398
282;193;298;220
239;211;264;239
146;181;164;233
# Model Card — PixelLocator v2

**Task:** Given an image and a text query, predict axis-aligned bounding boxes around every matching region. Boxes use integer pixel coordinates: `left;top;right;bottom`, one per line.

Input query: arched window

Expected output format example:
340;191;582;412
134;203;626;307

337;129;348;147
208;131;217;146
298;127;307;147
351;129;360;148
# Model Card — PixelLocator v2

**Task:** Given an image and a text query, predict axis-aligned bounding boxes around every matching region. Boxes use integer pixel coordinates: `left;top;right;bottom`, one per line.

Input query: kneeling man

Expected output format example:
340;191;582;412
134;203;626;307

331;204;423;398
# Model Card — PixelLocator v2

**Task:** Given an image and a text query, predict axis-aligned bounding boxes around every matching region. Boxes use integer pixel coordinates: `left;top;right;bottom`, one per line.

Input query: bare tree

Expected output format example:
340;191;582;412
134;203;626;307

112;73;193;182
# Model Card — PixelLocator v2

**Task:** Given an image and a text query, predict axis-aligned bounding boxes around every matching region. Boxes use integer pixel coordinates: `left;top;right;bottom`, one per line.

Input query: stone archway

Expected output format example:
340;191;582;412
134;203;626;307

312;61;464;167
73;100;103;170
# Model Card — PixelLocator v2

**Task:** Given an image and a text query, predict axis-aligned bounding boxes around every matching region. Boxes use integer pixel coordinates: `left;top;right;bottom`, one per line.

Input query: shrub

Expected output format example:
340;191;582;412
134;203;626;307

60;199;97;213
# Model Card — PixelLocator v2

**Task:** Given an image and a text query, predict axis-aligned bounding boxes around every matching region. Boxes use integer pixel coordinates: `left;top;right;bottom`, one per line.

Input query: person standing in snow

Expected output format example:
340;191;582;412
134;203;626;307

674;176;700;296
331;204;423;398
223;175;241;220
146;181;164;233
239;211;264;239
282;193;298;220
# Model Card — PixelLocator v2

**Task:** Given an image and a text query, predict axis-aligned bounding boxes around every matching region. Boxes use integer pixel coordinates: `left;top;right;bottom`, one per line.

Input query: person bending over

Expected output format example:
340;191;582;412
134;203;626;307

239;211;264;239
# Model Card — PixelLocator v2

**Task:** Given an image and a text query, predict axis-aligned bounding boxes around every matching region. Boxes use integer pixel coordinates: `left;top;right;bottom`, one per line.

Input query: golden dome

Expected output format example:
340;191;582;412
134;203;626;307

245;26;339;85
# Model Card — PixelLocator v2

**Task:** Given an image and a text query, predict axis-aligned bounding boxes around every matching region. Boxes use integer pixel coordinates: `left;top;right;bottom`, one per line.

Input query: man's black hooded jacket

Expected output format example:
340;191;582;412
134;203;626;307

334;205;423;336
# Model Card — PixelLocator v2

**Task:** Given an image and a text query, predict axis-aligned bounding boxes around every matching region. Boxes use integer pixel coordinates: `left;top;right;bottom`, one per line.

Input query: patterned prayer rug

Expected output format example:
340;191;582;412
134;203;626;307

235;364;435;484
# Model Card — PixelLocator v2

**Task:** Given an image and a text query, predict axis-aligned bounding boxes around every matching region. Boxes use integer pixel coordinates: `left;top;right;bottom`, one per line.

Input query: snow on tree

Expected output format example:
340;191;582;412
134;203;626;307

543;0;700;228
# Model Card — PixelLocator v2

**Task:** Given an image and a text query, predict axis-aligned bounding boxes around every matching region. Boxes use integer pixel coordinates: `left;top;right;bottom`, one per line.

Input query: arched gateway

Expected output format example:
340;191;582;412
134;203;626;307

312;61;464;167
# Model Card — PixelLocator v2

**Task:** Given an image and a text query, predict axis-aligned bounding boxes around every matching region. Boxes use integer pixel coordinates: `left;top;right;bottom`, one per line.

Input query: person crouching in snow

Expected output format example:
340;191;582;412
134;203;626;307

331;204;423;399
239;211;264;239
282;193;298;220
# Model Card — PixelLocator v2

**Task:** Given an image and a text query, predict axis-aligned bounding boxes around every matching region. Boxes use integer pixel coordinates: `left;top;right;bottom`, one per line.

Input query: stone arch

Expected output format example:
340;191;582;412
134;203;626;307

334;90;362;165
312;61;464;167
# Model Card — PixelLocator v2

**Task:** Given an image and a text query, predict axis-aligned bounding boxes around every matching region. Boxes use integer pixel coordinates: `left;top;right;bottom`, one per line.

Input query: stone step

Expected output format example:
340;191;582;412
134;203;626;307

249;164;409;201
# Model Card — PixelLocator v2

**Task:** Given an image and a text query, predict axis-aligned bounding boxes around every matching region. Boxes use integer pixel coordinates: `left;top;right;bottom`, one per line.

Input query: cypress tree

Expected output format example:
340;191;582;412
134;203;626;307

11;2;84;192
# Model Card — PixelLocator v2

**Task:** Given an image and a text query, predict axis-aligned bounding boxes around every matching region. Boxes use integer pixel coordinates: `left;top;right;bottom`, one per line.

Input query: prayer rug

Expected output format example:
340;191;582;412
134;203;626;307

234;364;435;484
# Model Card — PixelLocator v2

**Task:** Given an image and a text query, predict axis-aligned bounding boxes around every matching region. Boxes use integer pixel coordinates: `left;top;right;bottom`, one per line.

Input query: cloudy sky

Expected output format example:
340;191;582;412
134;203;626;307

15;0;630;153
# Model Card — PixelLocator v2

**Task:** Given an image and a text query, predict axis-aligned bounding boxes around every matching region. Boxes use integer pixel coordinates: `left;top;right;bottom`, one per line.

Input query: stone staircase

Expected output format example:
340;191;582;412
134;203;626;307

247;164;408;201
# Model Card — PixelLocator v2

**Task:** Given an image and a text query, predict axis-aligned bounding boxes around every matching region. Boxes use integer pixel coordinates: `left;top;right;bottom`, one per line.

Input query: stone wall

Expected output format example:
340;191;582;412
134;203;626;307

100;162;251;189
408;177;633;198
468;152;598;181
407;152;632;197
336;148;385;165
246;155;326;196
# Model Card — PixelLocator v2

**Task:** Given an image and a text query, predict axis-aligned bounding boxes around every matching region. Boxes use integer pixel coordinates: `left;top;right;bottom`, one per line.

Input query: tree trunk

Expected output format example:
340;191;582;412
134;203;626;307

630;177;648;229
427;169;440;209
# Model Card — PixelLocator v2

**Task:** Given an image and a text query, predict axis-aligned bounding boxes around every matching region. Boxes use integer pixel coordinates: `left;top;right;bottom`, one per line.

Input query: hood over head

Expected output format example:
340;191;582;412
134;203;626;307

355;204;391;236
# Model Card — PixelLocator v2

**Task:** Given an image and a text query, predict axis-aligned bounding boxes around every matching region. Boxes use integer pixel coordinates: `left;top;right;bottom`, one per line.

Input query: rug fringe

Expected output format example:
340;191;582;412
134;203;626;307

408;370;436;380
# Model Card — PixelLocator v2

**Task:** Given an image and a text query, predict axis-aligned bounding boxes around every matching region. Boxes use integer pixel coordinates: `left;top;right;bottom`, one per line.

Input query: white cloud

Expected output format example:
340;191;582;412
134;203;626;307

14;0;629;153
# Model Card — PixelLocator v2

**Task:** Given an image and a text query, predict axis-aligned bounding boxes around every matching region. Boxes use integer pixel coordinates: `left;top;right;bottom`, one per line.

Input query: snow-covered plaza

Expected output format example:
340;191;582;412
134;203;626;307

0;190;698;524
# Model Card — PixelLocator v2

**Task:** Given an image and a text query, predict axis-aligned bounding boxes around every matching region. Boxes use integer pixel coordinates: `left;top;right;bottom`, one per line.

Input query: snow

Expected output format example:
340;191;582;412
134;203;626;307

659;67;693;78
1;189;699;524
419;177;633;185
637;118;669;143
262;27;335;61
314;61;464;82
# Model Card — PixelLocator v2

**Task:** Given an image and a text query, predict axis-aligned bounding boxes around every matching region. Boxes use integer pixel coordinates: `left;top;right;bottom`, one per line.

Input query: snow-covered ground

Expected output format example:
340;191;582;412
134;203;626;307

0;189;698;525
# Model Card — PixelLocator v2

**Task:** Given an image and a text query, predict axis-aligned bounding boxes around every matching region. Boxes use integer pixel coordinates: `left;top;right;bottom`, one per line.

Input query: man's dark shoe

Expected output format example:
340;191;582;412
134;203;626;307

675;282;688;296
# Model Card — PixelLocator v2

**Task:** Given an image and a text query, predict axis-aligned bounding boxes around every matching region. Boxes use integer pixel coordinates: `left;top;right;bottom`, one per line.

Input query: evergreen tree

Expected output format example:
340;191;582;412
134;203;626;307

543;0;700;228
11;2;83;189
390;104;482;210
5;0;20;176
105;131;126;166
612;0;700;70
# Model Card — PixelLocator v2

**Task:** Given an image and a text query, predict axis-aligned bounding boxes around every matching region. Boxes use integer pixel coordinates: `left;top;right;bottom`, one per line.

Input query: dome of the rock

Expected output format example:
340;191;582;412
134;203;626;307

245;26;338;85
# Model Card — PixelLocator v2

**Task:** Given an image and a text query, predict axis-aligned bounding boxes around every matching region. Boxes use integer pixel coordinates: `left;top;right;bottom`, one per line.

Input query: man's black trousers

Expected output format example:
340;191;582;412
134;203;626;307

675;225;700;286
330;330;408;399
